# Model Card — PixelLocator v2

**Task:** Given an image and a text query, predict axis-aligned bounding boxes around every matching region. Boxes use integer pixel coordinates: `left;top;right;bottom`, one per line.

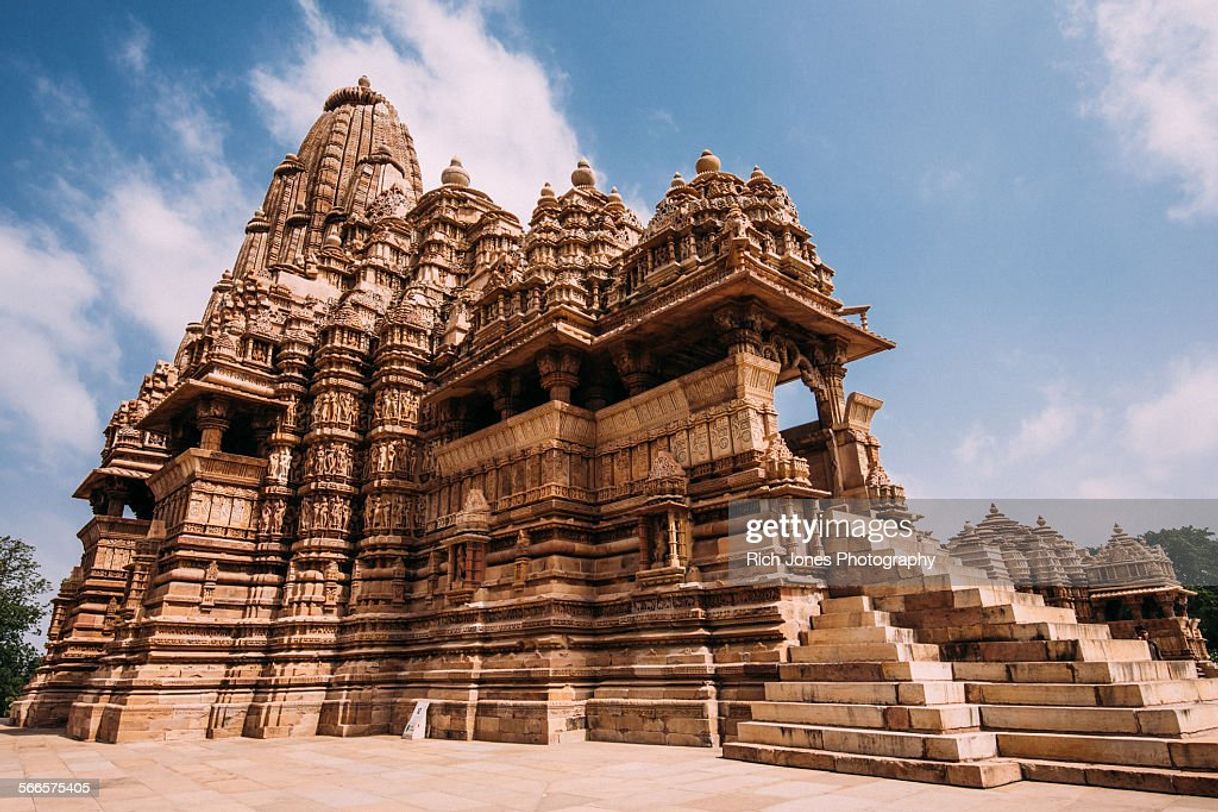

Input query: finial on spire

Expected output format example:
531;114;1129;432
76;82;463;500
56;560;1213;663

670;171;686;189
695;148;721;174
358;75;371;88
571;158;596;188
441;156;470;187
540;181;555;199
606;186;625;211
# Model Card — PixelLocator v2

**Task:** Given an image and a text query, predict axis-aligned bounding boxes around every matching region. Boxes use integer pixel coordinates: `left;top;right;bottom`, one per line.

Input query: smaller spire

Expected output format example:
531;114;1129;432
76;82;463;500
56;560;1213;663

695;148;721;175
441;156;470;187
571;158;596;188
606;186;625;212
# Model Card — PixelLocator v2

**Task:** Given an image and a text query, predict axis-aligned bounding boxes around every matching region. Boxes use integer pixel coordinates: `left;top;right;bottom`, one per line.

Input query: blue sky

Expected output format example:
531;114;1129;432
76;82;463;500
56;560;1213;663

2;0;1217;588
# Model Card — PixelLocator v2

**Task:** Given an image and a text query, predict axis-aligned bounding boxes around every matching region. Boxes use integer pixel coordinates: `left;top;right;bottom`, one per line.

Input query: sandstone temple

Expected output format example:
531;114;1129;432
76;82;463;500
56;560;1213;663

14;77;1218;797
946;506;1209;663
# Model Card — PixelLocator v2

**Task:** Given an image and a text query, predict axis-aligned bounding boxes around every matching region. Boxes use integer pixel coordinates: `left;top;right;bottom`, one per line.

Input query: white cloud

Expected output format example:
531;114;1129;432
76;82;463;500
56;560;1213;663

0;25;253;460
1007;385;1092;461
937;352;1218;498
116;21;150;74
1124;354;1218;461
38;37;249;348
250;0;584;219
0;220;110;455
1069;0;1218;218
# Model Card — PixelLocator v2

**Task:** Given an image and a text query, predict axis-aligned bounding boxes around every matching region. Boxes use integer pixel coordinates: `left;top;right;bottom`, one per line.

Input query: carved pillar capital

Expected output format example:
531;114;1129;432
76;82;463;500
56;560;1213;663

195;397;232;451
489;370;524;419
536;348;581;403
714;301;772;357
612;343;658;396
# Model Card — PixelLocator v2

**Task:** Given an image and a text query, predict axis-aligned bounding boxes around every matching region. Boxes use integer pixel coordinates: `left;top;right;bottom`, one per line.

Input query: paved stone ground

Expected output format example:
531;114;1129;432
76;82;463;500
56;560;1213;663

5;728;1218;811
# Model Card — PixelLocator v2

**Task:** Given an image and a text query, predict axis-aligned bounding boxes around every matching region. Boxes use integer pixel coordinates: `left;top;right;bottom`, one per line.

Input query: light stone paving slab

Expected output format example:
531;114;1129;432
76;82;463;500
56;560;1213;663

2;728;1214;811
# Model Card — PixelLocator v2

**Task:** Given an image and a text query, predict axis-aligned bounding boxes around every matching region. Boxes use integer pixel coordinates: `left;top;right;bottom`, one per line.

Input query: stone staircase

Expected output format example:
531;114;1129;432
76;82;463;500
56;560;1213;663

724;587;1218;796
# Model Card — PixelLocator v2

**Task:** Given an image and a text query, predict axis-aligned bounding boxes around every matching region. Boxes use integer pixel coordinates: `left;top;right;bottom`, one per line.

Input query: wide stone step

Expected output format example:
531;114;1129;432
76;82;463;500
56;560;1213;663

737;721;999;761
767;680;967;706
981;702;1218;737
876;587;1045;613
996;731;1218;770
723;742;1023;789
802;625;917;644
752;700;979;732
821;595;872;613
778;661;955;683
966;680;1218;708
951;660;1197;684
791;641;940;663
941;638;1150;663
812;610;892;629
1019;758;1218;797
918;622;1112;645
893;603;1079;628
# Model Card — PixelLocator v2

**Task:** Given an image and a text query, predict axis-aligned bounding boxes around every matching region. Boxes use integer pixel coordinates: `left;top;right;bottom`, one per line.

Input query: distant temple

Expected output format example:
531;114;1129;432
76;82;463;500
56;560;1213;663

946;505;1208;660
14;77;1218;798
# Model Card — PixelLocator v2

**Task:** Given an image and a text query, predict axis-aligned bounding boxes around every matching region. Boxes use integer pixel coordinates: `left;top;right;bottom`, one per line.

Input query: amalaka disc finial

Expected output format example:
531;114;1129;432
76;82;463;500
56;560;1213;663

441;156;470;187
571;158;596;188
695;148;721;174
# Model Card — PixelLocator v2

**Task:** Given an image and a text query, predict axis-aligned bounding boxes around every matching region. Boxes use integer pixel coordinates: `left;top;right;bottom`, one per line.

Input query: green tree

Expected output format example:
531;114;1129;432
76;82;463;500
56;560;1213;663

1144;526;1218;658
1144;526;1218;586
0;535;49;715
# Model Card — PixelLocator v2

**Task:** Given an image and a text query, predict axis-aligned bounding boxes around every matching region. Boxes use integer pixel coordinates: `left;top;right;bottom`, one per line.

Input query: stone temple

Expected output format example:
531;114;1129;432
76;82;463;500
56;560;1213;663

14;77;1218;797
946;506;1209;663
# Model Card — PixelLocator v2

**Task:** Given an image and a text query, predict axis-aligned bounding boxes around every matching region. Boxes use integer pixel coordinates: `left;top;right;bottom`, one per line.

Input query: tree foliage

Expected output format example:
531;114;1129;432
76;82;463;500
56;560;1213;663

0;535;49;715
1144;526;1218;586
1144;526;1218;660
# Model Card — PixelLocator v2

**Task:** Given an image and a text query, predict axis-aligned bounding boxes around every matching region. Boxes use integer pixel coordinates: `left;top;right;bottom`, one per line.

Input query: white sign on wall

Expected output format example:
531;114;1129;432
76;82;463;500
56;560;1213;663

402;699;431;740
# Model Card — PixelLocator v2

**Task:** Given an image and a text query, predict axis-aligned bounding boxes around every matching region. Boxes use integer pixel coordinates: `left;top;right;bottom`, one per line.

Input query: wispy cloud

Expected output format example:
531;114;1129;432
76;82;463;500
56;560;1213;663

941;350;1218;498
0;23;253;463
0;220;111;457
1066;0;1218;219
250;0;585;219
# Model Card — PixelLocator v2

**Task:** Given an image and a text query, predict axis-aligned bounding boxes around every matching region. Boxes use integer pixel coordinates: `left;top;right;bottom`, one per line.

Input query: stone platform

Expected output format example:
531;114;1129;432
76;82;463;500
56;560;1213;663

725;585;1218;797
4;728;1213;811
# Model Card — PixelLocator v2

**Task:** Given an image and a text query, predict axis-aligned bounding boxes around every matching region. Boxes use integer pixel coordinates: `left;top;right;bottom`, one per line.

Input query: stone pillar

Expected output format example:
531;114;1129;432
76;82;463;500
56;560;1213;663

537;348;581;403
612;344;658;396
196;398;232;451
489;370;523;419
797;337;849;496
713;301;771;357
